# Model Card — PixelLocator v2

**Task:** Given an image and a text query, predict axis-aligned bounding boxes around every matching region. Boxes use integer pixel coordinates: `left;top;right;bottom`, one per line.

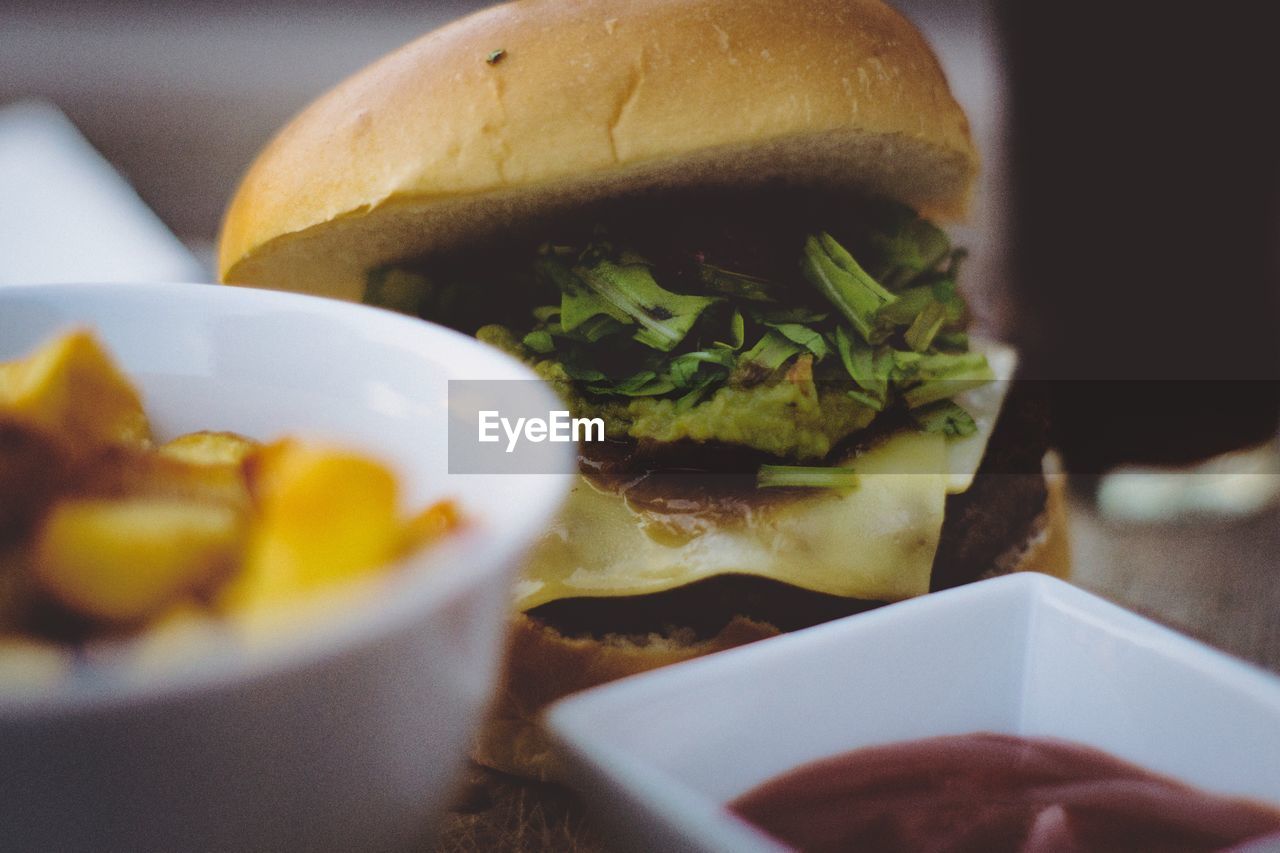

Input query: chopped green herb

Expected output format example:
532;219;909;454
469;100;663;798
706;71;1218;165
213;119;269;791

846;390;884;411
532;304;561;323
934;330;970;351
904;300;948;352
819;232;896;303
574;258;716;351
577;314;627;343
664;350;737;407
801;233;896;343
912;400;979;437
874;283;934;329
902;352;994;408
717;309;745;350
866;204;952;287
591;369;675;397
522;329;555;353
913;351;991;381
670;348;737;375
561;359;608;383
757;464;860;490
675;372;723;410
833;326;885;409
766;322;830;359
486;49;506;65
394;210;990;458
740;330;804;373
537;256;628;333
890;349;924;379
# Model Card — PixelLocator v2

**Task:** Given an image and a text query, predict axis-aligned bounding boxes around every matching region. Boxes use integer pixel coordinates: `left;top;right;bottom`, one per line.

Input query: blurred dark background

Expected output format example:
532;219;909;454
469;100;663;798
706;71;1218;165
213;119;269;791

998;1;1280;472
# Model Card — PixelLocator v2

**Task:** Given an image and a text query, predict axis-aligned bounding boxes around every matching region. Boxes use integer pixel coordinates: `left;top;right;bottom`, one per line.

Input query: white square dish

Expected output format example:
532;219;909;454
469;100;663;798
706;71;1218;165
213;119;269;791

545;573;1280;853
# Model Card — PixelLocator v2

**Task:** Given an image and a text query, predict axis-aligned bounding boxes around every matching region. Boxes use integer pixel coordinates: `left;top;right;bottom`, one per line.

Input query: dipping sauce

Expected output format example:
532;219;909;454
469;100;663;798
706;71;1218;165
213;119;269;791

729;733;1280;853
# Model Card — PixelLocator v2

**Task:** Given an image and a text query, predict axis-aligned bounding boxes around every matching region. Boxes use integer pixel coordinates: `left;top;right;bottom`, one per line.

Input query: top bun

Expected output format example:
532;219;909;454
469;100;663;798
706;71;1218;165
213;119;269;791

218;0;977;300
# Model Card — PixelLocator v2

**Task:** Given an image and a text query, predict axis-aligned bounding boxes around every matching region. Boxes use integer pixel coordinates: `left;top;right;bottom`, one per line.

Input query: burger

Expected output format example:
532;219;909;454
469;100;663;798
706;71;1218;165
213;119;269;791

218;0;1068;780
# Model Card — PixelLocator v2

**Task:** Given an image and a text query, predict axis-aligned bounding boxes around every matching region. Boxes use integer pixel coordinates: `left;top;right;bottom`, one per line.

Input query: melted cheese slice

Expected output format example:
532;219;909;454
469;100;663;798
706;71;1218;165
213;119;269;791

516;431;948;610
515;339;1018;610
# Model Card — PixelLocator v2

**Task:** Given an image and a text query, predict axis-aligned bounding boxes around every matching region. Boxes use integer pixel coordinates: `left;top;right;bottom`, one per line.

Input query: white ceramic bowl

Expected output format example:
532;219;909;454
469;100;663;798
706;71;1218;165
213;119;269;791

0;282;573;852
546;573;1280;853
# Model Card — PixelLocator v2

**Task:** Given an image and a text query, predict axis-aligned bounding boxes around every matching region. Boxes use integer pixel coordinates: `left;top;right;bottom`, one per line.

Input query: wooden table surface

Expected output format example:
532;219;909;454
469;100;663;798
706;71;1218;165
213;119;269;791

435;492;1280;852
1068;495;1280;674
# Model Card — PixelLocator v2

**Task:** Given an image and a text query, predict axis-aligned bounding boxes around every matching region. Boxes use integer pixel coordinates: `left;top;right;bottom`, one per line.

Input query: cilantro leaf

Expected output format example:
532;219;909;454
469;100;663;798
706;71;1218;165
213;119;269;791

537;256;630;333
574;258;717;352
911;400;979;437
801;233;896;344
716;309;746;350
833;326;891;410
765;322;830;360
865;204;953;288
740;330;805;373
901;352;994;408
757;464;859;490
904;299;948;352
522;329;555;353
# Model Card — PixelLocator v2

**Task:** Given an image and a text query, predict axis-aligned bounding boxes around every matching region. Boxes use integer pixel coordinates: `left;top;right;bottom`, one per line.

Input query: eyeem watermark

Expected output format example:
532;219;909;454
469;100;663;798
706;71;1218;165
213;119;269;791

449;380;602;473
478;410;604;452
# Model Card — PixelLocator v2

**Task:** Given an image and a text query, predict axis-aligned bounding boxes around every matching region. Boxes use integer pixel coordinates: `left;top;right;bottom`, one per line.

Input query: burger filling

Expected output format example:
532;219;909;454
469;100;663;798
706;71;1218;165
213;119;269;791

370;198;990;458
364;192;1048;637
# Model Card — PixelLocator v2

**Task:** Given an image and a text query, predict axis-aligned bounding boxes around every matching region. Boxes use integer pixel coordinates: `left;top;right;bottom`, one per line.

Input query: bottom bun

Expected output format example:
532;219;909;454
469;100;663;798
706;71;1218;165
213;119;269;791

474;468;1071;781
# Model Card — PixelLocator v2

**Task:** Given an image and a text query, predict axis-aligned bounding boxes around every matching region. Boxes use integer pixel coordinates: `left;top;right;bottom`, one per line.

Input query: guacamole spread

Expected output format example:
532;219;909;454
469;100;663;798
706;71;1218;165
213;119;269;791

478;323;874;459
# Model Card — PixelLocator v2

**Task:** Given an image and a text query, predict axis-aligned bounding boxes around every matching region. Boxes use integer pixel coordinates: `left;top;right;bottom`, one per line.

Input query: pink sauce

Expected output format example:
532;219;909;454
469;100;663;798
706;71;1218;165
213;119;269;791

729;733;1280;853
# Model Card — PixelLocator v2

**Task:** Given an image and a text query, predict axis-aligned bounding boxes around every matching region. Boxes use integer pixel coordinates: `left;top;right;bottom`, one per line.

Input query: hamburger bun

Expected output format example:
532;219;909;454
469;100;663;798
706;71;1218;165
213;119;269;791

217;0;1064;786
218;0;977;300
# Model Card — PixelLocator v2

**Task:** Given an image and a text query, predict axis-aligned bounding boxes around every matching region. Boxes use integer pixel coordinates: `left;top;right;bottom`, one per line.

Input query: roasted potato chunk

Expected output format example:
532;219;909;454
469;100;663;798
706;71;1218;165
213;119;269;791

223;441;401;611
159;431;258;467
0;330;149;451
0;418;71;546
0;332;460;661
401;499;461;555
34;498;244;623
73;446;252;512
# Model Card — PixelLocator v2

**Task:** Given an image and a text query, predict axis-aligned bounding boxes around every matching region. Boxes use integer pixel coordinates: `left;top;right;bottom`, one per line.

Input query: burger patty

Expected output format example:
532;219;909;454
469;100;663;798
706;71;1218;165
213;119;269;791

931;379;1050;591
529;380;1049;640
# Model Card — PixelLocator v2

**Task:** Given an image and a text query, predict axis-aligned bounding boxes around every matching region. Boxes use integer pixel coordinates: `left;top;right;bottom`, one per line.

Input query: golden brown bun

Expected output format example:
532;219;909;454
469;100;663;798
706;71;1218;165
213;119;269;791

475;614;781;781
218;0;977;301
476;475;1071;781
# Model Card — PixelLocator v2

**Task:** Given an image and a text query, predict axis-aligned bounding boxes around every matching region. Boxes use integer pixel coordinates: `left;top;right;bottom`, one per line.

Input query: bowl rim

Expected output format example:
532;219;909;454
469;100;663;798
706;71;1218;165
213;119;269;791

0;281;575;716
